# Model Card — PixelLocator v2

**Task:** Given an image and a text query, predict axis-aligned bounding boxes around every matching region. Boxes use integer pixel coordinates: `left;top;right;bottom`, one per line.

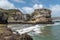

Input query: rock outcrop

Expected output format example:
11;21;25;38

29;8;53;24
0;8;53;24
0;12;8;24
0;25;33;40
8;9;24;22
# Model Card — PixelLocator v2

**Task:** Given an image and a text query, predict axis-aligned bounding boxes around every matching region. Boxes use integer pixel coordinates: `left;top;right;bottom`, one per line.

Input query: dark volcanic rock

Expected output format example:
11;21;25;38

20;33;33;40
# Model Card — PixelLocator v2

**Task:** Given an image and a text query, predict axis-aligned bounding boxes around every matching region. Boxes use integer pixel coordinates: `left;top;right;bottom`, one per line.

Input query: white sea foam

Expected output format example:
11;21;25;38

53;23;60;26
8;22;60;35
16;25;45;35
15;23;60;35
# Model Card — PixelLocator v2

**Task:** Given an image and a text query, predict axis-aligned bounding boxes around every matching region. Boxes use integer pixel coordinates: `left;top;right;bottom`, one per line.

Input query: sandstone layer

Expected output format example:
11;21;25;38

0;8;53;24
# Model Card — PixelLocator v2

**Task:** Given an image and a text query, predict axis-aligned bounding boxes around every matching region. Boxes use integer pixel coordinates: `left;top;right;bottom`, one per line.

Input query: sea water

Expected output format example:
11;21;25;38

8;22;60;40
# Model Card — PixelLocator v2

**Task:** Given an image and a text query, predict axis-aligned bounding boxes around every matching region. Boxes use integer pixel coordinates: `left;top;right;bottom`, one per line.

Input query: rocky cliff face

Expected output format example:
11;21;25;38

30;8;53;23
0;12;8;24
0;8;24;23
8;9;24;22
0;8;53;24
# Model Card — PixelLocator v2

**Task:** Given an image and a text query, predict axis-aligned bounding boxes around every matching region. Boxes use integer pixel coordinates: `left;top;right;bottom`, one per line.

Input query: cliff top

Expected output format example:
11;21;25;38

0;8;22;13
34;8;51;12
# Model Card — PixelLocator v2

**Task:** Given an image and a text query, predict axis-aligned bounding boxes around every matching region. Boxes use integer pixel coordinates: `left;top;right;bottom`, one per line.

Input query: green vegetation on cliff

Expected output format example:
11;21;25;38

8;9;20;13
0;8;20;13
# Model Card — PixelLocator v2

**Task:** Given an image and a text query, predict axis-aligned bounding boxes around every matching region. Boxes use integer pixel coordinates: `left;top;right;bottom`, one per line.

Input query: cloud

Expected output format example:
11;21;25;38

0;0;16;9
22;4;43;14
33;4;43;9
0;0;6;1
12;0;25;3
22;4;60;17
50;4;60;17
22;7;34;14
0;0;24;13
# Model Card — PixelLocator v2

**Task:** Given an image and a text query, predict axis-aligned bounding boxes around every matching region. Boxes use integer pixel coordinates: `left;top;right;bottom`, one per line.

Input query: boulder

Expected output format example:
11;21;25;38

20;33;33;40
0;26;33;40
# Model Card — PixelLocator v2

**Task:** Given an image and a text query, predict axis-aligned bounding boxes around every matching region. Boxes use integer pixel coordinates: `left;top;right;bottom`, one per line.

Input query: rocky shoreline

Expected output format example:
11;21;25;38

0;25;33;40
8;22;54;24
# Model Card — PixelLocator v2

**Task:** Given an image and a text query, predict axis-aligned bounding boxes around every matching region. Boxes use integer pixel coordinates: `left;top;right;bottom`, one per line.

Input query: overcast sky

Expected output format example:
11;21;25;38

0;0;60;17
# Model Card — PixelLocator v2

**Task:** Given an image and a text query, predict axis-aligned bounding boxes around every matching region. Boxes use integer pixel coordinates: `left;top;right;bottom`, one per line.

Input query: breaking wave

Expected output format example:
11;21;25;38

8;22;60;35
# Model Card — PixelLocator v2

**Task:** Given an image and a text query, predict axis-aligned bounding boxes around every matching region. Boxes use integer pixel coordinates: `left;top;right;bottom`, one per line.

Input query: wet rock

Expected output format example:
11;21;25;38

20;33;33;40
0;26;33;40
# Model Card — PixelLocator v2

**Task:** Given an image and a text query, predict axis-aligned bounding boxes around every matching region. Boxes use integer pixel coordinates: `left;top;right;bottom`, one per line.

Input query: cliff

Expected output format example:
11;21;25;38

0;8;53;24
7;9;24;22
27;8;53;24
0;8;24;23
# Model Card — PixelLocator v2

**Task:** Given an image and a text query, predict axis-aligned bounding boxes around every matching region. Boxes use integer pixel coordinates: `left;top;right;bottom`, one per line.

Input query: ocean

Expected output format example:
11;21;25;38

8;22;60;40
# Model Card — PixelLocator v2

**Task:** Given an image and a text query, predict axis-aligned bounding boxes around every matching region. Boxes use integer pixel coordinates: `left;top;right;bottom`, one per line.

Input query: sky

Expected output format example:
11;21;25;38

0;0;60;17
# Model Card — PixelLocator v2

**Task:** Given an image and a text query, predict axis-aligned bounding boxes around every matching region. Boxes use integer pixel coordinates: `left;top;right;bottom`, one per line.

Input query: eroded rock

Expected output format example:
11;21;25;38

0;26;33;40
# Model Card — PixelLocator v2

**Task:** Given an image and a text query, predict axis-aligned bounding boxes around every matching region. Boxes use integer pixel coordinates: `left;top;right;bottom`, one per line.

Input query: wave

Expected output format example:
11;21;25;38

16;25;44;35
8;22;60;35
53;22;60;26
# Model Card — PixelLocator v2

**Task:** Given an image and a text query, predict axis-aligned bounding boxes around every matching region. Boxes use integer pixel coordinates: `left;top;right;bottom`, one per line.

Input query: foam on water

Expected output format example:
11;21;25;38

16;25;45;35
15;23;60;35
53;22;60;26
7;22;60;35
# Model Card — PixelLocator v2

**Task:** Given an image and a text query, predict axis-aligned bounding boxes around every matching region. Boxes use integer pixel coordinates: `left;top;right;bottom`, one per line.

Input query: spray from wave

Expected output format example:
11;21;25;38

15;25;44;35
7;22;60;35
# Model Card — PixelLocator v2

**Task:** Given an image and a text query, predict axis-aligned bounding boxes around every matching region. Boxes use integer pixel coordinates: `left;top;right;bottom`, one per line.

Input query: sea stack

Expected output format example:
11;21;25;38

29;8;53;24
